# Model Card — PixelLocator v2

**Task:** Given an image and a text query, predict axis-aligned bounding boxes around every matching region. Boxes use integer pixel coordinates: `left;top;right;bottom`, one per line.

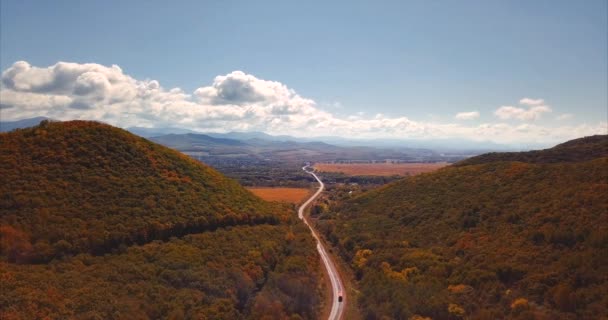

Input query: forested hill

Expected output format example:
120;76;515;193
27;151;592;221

0;120;286;262
317;136;608;319
1;120;322;319
455;134;608;166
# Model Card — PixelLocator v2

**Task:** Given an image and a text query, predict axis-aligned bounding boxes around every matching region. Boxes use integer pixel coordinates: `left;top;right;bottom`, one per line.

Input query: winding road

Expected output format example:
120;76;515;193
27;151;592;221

299;165;345;320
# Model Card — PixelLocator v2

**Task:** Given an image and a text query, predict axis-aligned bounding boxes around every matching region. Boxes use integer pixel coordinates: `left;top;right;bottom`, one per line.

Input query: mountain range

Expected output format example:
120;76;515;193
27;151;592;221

0;117;530;153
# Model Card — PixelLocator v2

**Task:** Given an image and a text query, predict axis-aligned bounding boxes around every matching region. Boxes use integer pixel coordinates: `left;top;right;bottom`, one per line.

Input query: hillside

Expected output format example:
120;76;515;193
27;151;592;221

0;120;322;319
316;137;608;319
455;135;608;166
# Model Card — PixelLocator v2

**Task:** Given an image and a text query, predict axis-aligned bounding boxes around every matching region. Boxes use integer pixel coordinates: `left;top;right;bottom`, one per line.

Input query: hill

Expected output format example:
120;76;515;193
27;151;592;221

455;135;608;166
0;120;321;319
316;137;608;319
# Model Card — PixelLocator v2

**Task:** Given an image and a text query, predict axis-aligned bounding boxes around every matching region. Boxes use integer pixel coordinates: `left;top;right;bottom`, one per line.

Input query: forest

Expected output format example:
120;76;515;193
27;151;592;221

315;135;608;319
455;135;608;166
0;121;322;319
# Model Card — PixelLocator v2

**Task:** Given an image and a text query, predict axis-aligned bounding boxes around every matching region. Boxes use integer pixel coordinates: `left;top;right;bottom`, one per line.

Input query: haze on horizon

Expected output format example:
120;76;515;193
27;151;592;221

1;0;606;146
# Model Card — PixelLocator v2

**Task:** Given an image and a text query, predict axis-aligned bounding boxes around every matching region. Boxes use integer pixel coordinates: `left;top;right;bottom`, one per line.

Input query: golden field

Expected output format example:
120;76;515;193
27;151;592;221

247;187;311;204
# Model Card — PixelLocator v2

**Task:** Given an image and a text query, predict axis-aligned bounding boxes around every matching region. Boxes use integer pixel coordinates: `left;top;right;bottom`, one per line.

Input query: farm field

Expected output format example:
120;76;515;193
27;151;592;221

247;187;312;204
314;162;449;176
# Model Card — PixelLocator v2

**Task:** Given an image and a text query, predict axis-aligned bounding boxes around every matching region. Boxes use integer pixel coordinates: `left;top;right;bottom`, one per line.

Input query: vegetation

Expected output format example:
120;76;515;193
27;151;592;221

0;120;322;319
314;162;448;177
456;135;608;166
200;158;315;187
1;224;320;319
316;135;608;319
0;120;287;262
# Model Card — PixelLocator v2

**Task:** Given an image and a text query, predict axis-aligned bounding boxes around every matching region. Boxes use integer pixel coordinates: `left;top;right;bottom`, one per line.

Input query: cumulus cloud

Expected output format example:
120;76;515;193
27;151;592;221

519;97;545;106
1;61;606;144
494;98;553;121
495;105;552;121
455;111;480;120
556;113;573;120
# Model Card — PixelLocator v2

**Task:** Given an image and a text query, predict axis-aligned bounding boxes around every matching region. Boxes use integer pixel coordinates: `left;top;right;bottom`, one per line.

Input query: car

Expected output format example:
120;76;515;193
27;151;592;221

338;294;343;302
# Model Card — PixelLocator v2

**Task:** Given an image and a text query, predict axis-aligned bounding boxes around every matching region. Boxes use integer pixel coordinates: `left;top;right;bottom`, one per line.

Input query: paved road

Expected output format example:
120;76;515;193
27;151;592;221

299;165;345;320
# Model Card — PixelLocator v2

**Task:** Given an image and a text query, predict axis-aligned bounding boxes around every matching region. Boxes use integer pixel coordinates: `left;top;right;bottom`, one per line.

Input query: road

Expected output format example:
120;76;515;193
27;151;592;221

299;165;345;320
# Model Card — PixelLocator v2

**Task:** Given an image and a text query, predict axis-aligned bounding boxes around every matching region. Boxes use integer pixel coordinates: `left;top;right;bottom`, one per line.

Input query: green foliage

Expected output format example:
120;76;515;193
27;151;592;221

318;137;608;319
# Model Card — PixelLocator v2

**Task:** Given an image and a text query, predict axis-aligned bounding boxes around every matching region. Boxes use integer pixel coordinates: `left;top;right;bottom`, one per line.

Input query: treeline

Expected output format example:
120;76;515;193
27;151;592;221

316;140;608;319
2;223;321;319
317;172;401;185
1;214;281;264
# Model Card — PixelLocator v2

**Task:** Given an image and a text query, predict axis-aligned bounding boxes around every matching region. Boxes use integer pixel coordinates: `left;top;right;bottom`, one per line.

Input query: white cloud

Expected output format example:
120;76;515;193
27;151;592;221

455;111;480;120
495;98;552;121
519;97;545;106
556;113;573;120
1;61;606;144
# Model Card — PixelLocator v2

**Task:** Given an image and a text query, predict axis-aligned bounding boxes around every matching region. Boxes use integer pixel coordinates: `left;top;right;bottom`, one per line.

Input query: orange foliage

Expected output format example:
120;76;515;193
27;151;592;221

0;225;32;263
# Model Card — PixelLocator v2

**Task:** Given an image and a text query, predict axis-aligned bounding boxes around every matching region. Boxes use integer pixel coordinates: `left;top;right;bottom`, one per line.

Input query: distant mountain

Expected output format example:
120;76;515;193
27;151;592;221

455;134;608;166
126;126;203;137
205;132;522;151
312;136;534;151
0;120;321;319
8;118;514;152
318;136;608;319
0;116;50;132
150;132;453;163
151;133;248;149
204;131;296;142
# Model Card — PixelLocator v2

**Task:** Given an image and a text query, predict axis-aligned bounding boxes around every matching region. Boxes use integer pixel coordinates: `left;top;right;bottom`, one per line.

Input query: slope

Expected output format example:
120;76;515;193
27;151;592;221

0;120;284;262
0;120;321;319
455;134;608;166
316;136;608;319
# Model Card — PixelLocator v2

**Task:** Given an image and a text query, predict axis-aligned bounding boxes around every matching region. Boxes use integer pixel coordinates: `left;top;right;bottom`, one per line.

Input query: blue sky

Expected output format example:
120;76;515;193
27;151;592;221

1;0;606;143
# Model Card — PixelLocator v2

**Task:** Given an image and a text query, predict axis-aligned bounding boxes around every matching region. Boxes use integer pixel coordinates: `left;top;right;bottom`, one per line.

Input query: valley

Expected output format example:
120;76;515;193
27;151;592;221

1;2;606;319
1;120;606;320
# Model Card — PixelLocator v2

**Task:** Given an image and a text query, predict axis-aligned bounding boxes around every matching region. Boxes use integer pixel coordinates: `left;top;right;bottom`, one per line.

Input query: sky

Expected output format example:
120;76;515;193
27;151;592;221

1;0;606;145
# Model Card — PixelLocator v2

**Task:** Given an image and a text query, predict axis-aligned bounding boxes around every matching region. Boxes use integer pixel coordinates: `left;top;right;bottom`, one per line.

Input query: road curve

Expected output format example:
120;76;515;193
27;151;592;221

299;165;345;320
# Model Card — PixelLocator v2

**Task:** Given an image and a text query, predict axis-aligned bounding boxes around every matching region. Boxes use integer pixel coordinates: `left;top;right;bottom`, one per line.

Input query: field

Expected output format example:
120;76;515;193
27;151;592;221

314;162;449;176
247;187;311;204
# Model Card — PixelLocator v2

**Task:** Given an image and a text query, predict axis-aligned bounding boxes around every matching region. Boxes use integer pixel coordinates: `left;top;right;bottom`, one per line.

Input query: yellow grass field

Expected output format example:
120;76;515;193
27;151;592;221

247;187;311;204
314;162;449;176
